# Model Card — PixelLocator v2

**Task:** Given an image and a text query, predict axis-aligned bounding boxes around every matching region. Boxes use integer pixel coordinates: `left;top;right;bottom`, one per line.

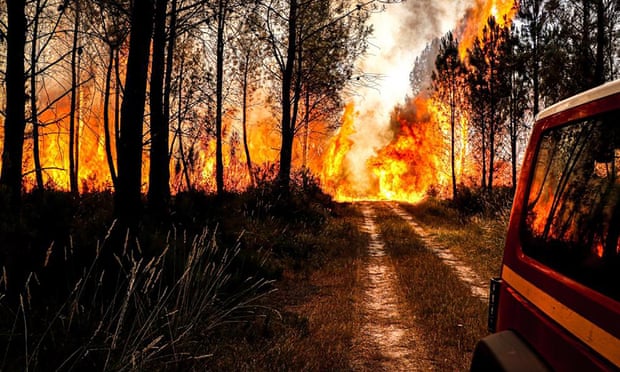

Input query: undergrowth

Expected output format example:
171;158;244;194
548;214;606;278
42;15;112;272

0;224;273;371
0;169;341;370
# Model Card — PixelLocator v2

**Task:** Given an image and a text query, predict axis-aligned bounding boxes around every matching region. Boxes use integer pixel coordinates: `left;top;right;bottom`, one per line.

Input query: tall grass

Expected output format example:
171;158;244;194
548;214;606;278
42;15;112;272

401;192;511;281
0;224;273;371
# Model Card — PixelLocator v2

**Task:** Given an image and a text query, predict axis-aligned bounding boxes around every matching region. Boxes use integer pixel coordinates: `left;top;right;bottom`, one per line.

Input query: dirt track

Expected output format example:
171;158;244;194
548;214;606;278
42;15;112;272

352;203;434;371
352;202;488;370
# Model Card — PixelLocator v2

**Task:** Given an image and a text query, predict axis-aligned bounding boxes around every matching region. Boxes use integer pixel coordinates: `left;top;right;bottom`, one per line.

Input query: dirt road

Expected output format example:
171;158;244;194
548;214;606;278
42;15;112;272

353;202;488;370
352;203;434;371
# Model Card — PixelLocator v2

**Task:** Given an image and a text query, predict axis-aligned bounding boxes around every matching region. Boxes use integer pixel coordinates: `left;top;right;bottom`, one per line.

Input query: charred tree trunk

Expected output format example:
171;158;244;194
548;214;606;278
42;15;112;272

594;0;606;85
488;28;496;193
103;44;118;189
31;0;44;191
215;0;226;196
241;52;254;186
115;49;121;153
531;0;541;116
69;1;81;195
148;0;170;215
278;0;298;194
450;87;457;200
1;0;27;209
115;0;155;227
164;0;177;154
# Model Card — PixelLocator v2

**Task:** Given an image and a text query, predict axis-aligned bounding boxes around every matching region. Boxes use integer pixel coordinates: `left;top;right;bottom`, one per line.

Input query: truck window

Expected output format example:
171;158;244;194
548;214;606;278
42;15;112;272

522;111;620;301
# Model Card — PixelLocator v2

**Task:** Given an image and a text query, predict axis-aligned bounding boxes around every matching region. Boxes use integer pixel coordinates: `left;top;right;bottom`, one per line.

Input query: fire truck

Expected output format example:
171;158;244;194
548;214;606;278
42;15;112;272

470;80;620;371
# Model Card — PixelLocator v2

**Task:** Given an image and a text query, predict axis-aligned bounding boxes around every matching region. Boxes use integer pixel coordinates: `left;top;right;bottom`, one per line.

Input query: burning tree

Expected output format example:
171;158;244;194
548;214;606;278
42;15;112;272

256;0;374;194
432;31;466;199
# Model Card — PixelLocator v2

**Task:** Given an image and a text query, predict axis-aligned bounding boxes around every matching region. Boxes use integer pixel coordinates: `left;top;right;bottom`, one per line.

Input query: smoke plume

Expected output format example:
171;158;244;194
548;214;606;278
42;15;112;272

344;0;474;197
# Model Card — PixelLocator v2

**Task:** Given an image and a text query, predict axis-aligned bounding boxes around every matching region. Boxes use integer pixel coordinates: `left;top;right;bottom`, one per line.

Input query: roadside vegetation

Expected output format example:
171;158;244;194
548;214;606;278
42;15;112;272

0;173;367;371
401;187;512;281
1;177;512;370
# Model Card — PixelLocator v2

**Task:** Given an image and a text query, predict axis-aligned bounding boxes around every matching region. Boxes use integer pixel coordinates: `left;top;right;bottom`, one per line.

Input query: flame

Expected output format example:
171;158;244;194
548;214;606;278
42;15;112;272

321;103;358;200
369;97;449;203
457;0;517;59
319;0;518;203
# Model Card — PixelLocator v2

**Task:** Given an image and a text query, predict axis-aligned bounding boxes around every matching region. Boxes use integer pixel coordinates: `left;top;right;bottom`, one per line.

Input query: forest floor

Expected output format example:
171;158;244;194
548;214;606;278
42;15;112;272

210;199;507;370
0;191;508;371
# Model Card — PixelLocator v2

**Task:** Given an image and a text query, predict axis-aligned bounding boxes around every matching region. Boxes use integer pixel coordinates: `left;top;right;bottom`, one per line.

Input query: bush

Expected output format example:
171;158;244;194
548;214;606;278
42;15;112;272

451;186;513;218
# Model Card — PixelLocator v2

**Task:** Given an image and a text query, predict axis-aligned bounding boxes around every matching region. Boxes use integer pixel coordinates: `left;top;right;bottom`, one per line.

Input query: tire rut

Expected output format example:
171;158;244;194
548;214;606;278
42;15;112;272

388;202;489;301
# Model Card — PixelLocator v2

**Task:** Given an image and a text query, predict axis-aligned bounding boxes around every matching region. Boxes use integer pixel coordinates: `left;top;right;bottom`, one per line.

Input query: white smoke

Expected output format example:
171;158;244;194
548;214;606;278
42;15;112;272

345;0;474;196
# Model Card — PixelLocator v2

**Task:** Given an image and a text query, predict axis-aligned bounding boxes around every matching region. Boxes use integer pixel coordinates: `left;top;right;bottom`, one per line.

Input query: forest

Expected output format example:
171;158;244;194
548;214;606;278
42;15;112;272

0;0;619;370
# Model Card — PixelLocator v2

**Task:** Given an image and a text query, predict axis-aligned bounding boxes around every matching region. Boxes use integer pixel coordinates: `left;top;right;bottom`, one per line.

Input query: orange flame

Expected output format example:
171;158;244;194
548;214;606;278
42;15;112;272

321;103;358;200
369;97;449;203
457;0;518;59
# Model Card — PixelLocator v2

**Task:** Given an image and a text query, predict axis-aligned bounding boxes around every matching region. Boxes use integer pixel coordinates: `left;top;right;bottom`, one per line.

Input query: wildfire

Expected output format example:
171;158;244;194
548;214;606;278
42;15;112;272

457;0;518;59
320;0;518;203
0;0;520;201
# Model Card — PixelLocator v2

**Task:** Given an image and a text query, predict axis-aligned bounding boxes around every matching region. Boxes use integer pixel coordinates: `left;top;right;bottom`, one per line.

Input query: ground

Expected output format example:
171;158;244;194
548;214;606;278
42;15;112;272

214;200;504;370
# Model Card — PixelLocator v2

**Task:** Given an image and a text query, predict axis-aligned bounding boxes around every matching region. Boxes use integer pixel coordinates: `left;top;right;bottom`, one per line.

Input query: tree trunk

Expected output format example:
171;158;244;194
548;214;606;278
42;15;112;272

103;45;118;189
115;0;155;227
164;0;177;153
115;49;121;151
69;1;80;195
241;52;254;186
594;0;606;85
278;0;298;193
1;0;27;209
532;0;540;116
215;0;226;196
488;39;496;193
450;87;457;200
148;0;170;215
31;0;44;190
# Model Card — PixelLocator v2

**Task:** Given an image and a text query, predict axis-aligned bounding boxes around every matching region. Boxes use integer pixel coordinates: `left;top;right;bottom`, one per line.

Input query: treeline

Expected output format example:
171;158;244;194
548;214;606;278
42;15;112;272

0;0;383;225
413;0;620;199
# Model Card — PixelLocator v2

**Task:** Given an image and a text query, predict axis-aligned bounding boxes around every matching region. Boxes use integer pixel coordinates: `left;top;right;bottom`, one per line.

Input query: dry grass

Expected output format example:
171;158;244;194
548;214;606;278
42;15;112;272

1;225;273;371
0;190;509;370
372;203;488;370
400;199;509;282
202;203;368;370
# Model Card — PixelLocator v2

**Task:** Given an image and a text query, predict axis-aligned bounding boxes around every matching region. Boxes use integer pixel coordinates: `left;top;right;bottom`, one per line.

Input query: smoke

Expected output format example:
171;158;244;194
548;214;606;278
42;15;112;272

344;0;474;196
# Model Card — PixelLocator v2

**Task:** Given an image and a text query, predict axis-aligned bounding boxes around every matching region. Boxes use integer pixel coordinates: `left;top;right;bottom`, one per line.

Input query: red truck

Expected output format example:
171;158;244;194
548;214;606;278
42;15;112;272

470;80;620;371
